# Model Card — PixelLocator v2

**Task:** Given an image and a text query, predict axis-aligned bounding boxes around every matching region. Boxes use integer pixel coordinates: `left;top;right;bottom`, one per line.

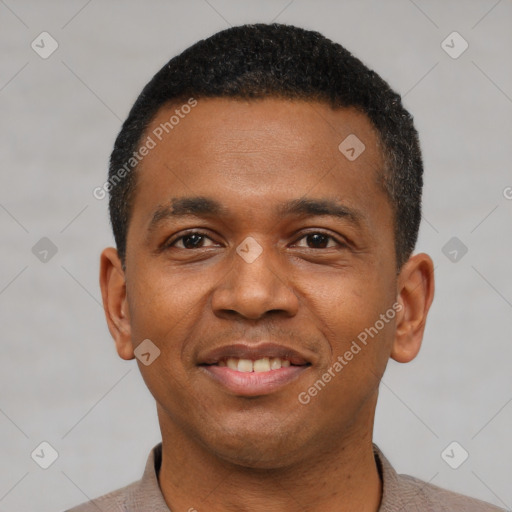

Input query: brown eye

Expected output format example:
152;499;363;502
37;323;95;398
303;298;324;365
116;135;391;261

295;232;341;249
306;233;329;248
180;234;205;249
167;232;217;249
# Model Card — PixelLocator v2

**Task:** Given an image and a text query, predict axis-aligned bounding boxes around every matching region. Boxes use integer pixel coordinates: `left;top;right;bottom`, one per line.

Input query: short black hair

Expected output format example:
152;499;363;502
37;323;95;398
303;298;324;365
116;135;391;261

108;23;423;269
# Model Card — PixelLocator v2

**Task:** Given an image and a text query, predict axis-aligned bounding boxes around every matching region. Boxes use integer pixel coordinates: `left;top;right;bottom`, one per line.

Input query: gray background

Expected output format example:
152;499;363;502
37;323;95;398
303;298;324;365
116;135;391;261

1;0;511;510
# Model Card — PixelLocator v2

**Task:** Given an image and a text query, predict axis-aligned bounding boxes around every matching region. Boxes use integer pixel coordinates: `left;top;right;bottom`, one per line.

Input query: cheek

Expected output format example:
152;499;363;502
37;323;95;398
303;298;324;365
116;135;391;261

125;266;207;412
309;269;396;365
126;263;210;345
306;298;396;419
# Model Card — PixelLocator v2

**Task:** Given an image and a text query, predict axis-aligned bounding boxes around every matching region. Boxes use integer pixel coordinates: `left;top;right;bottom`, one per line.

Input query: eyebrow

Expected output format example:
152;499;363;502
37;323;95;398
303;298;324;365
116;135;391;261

147;196;363;233
276;198;362;225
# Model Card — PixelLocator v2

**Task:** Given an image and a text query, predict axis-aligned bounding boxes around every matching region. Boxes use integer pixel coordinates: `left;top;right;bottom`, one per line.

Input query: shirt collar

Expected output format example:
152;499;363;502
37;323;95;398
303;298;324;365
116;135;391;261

133;442;401;511
129;442;171;511
373;443;408;511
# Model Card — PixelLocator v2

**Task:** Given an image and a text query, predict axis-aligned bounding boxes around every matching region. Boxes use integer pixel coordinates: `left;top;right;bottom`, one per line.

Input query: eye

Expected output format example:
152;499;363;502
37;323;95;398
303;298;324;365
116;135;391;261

294;232;344;249
166;231;218;249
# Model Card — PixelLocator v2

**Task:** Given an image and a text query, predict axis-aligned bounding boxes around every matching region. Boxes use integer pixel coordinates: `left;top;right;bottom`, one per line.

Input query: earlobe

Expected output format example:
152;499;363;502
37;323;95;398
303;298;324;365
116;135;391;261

391;253;435;364
99;247;135;361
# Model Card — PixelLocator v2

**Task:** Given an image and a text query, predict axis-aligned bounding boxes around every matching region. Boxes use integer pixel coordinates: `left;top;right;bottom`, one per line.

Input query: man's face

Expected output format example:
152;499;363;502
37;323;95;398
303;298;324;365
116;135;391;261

121;98;399;468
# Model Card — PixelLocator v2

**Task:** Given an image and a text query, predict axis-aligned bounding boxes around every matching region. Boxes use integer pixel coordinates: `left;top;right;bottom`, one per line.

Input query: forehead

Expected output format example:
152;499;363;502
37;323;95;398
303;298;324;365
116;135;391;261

144;97;383;163
129;97;388;229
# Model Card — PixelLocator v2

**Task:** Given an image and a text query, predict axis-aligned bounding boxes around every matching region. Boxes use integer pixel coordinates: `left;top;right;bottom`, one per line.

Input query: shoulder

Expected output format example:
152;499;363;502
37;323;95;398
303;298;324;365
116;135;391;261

374;445;506;511
64;480;138;512
63;443;168;512
395;472;506;511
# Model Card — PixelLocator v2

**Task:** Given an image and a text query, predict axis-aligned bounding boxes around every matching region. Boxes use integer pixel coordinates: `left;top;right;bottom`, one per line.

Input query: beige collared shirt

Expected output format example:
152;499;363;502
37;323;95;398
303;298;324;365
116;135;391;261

66;443;506;511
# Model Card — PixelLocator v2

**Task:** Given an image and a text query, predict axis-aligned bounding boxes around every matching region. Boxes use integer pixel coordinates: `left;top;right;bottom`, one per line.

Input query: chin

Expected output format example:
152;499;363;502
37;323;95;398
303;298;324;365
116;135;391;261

216;442;302;471
204;420;309;470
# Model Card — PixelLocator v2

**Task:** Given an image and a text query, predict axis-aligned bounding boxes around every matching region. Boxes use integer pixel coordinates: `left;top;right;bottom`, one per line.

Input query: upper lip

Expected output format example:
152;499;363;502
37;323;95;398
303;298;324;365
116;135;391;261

198;342;312;366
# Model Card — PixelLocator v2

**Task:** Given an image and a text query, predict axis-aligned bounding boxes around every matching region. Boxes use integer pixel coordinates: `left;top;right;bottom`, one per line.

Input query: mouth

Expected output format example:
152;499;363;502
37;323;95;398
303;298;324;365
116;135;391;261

212;356;297;372
198;343;312;397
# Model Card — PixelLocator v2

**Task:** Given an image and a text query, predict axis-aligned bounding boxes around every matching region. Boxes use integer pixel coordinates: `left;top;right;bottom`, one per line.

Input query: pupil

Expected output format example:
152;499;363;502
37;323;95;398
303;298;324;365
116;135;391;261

308;233;328;248
184;234;202;248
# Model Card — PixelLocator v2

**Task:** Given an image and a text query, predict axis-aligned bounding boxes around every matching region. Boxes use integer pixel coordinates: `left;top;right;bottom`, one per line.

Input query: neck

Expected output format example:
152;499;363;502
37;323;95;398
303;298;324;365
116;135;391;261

157;406;382;512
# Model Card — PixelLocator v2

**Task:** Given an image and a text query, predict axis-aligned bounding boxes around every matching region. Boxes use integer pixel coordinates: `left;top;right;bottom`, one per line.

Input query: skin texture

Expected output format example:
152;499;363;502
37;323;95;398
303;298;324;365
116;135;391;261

100;98;435;512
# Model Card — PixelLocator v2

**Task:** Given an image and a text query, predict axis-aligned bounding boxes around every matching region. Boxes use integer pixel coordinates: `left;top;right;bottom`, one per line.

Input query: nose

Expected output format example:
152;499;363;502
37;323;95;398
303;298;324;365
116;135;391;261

211;240;299;321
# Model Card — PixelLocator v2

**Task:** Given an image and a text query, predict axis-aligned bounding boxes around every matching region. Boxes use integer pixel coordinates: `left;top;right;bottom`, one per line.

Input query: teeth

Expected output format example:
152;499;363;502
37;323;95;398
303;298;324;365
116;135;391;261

220;357;291;372
269;357;282;370
237;359;253;372
226;358;238;370
253;357;270;372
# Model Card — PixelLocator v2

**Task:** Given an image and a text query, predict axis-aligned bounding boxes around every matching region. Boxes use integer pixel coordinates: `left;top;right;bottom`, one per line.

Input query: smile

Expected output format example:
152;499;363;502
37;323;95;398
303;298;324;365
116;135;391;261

197;342;313;396
200;356;310;397
217;356;293;372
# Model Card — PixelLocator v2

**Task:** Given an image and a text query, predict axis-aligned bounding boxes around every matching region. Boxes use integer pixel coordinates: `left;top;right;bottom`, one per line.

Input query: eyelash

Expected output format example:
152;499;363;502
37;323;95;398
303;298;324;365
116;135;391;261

164;230;347;250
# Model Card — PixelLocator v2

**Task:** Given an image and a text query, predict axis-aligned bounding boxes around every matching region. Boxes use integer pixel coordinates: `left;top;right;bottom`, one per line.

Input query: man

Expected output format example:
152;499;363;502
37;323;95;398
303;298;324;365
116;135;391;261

69;23;504;511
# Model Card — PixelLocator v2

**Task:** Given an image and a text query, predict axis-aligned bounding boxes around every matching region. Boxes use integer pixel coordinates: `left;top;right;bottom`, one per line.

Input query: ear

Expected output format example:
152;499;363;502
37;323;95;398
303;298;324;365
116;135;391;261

391;253;435;363
99;247;134;360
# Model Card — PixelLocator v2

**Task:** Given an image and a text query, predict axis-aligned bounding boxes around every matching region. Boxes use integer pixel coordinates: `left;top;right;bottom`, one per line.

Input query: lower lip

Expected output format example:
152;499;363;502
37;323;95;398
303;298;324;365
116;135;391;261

200;365;309;396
